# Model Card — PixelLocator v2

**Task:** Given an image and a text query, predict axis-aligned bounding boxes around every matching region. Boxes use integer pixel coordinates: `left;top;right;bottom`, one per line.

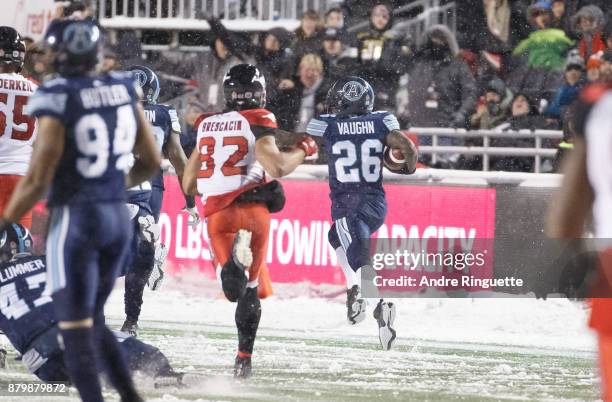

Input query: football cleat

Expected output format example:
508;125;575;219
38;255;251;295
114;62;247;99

346;285;367;325
120;320;139;337
154;372;185;388
233;355;252;379
232;230;253;271
148;243;168;291
373;299;396;350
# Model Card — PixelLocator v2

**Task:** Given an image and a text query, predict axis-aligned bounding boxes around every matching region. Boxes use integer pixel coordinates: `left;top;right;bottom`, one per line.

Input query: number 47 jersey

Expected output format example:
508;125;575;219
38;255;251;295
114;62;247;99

306;111;401;198
0;72;37;176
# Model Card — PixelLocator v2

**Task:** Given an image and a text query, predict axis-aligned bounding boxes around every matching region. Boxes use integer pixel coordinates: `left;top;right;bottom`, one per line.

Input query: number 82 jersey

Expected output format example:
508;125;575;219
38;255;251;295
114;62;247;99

306;111;400;199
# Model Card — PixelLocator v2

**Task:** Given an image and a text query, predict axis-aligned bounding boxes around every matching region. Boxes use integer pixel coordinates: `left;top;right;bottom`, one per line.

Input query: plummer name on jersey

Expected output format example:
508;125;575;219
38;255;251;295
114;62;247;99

0;259;45;284
80;84;131;109
337;121;376;135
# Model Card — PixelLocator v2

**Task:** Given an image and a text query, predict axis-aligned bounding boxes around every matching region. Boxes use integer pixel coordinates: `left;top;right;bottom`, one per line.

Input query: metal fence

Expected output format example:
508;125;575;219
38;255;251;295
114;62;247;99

411;128;563;173
97;0;336;30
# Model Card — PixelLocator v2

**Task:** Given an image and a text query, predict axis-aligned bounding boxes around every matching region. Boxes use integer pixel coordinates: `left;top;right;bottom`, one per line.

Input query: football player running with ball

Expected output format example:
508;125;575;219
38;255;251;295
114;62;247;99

306;76;417;350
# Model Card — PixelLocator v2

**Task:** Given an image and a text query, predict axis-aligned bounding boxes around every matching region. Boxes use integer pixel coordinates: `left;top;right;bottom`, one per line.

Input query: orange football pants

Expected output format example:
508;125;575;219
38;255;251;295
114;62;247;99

590;249;612;401
206;202;273;299
0;175;32;228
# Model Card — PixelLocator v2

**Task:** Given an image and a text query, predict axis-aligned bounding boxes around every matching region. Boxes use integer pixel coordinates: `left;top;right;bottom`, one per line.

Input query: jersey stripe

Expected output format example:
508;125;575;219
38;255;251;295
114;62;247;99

382;114;400;131
306;118;328;137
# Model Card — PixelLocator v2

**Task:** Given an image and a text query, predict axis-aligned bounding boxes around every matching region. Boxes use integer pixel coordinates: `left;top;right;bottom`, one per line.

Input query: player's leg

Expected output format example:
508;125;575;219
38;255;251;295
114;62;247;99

23;326;69;383
328;224;366;324
123;210;158;335
46;206;105;402
95;203;142;401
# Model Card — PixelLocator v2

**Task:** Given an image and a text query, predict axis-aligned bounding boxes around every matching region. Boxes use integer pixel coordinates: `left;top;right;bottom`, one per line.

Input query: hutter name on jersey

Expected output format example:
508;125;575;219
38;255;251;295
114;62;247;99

337;121;376;135
80;84;131;109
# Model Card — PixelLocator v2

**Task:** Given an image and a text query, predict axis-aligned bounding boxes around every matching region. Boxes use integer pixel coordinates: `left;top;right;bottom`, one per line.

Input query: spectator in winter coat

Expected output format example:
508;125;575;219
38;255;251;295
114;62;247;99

544;60;585;121
570;5;606;60
586;57;602;82
324;7;351;45
292;10;325;59
490;92;555;172
321;28;351;84
269;54;326;132
550;0;572;34
407;25;478;129
349;3;413;111
470;78;513;130
513;1;574;70
256;28;294;101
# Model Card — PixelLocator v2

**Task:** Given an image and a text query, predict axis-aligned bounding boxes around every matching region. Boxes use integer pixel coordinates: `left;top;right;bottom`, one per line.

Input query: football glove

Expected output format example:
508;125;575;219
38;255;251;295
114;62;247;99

296;135;318;158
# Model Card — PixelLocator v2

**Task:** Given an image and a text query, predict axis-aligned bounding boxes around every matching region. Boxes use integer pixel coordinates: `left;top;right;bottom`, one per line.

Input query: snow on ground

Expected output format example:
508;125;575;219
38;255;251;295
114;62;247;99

0;274;601;401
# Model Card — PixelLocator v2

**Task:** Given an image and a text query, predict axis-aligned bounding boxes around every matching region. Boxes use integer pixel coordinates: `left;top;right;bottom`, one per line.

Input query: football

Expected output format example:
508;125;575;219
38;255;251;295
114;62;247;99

383;147;406;172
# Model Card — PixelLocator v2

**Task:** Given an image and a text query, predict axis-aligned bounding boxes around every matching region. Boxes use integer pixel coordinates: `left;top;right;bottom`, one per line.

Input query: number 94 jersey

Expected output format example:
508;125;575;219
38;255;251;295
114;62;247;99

27;72;140;206
306;111;400;198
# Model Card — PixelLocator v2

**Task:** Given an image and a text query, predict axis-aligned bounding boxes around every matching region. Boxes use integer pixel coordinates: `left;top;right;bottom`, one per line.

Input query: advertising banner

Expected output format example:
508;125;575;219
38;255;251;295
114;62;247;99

159;177;497;286
0;0;56;41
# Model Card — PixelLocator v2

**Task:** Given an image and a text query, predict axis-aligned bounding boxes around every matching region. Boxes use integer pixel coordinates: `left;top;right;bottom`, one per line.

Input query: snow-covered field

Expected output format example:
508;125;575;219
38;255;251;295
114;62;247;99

0;274;602;401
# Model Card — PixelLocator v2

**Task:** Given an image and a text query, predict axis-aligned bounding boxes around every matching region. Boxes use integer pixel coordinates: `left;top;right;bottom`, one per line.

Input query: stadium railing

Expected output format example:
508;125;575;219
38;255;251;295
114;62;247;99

410;127;563;173
96;0;334;31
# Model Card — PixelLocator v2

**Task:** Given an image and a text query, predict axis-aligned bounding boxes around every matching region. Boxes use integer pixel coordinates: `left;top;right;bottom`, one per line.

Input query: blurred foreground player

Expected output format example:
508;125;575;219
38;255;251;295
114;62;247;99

0;19;160;402
547;82;612;401
183;64;317;378
0;224;182;385
0;27;37;228
306;76;417;350
121;65;193;336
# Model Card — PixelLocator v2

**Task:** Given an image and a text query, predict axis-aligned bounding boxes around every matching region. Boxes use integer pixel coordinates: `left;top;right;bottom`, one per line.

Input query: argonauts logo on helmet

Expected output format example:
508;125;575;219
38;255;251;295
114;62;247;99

132;69;148;87
342;81;366;101
63;22;99;55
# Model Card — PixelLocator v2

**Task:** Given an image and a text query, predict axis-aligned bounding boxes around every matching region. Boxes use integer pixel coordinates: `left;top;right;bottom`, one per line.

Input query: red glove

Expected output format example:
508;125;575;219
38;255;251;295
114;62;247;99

296;135;318;157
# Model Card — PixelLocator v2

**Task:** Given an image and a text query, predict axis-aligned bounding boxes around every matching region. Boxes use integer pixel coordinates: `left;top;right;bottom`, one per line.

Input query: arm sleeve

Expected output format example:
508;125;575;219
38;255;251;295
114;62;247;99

168;107;182;133
382;113;401;132
306;118;328;137
251;125;276;139
26;81;68;120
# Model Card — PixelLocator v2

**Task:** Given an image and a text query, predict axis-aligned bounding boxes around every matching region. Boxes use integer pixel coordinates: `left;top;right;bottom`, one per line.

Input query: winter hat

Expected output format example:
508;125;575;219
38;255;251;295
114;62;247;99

485;78;506;97
527;0;552;24
323;28;341;41
570;5;605;34
587;56;602;70
565;49;585;70
267;27;293;51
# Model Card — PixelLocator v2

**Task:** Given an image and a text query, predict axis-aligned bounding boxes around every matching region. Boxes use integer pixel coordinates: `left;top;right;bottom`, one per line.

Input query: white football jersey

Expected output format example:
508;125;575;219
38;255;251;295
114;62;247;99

195;108;277;216
0;73;38;175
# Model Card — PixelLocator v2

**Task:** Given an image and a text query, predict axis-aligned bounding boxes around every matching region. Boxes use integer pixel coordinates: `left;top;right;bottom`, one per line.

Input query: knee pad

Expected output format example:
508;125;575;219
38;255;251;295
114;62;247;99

220;259;247;302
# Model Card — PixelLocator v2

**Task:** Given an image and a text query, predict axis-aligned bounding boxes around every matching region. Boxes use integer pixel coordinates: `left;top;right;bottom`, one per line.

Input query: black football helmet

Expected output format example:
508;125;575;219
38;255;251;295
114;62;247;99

127;65;160;104
0;27;26;72
223;64;266;110
44;18;102;77
325;76;375;116
0;223;33;263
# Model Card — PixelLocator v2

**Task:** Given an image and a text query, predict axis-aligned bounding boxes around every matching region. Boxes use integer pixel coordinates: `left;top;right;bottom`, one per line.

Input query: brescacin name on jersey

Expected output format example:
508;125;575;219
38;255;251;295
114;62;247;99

202;120;243;132
80;84;131;109
337;121;375;135
0;78;34;93
0;259;45;284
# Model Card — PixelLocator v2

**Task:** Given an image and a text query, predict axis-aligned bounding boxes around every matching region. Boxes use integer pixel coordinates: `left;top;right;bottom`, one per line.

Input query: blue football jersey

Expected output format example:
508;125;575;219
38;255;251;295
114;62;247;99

28;72;140;206
0;256;55;354
127;104;181;206
306;111;400;199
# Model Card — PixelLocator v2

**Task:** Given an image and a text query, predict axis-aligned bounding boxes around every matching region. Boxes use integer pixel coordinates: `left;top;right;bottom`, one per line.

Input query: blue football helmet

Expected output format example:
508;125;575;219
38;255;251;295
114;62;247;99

325;76;375;116
127;65;160;104
0;223;33;263
44;18;102;77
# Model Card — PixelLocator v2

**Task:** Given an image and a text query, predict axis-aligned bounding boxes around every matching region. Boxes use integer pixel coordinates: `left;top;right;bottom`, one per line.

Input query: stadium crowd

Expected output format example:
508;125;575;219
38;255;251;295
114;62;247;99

21;0;612;171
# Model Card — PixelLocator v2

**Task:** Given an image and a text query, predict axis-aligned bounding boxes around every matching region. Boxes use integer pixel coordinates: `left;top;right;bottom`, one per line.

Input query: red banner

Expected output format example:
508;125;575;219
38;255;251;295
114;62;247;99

160;177;497;285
